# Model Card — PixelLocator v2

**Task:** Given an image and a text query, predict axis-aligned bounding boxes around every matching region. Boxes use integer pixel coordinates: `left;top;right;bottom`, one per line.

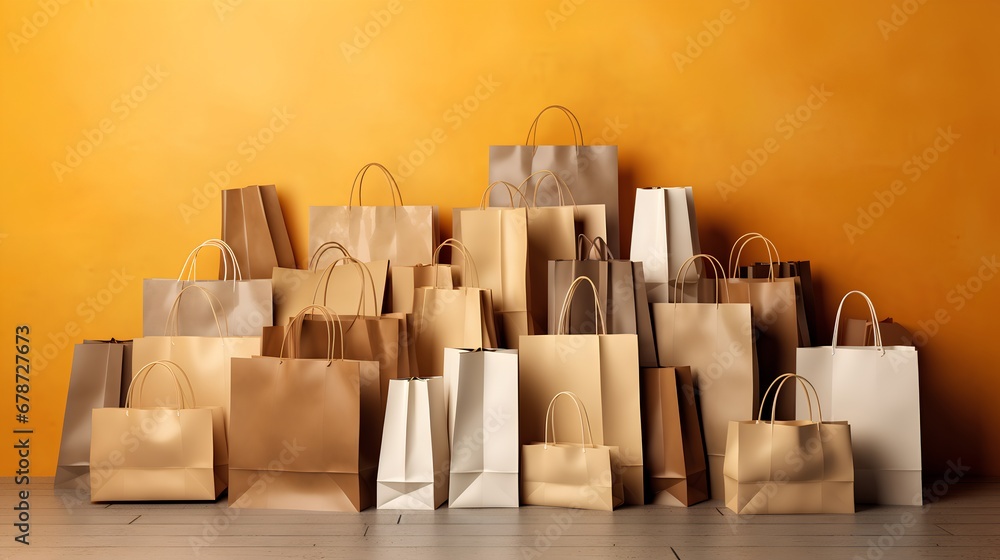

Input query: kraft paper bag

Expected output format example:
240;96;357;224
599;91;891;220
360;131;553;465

489;105;620;253
519;276;644;505
55;339;132;488
629;186;702;303
309;162;438;269
443;348;520;508
742;260;818;347
229;307;381;512
549;235;657;367
521;392;624;511
377;377;450;510
272;255;389;322
725;233;801;421
797;291;921;505
143;239;273;336
390;263;455;314
724;374;854;514
134;285;261;433
90;361;227;502
412;240;498;377
651;254;758;500
641;366;708;506
453;181;532;348
220;184;297;279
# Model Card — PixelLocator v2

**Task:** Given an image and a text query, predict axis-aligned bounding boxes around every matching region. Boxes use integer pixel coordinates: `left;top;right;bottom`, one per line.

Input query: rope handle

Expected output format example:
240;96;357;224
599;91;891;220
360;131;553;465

279;305;345;362
757;373;823;426
830;290;884;354
543;391;597;452
177;239;243;287
312;256;380;319
431;238;480;288
125;360;197;411
164;285;229;337
525;105;584;149
518;170;579;208
728;233;781;281
308;241;353;271
555;276;607;335
348;163;403;208
674;254;729;305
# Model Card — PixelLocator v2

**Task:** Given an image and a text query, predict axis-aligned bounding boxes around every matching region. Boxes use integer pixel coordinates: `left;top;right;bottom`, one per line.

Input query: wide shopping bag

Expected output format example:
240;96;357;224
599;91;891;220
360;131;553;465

796;291;921;505
412;239;498;377
220;184;296;279
519;276;643;505
55;339;132;488
90;361;227;502
229;306;381;511
309;162;438;268
143;239;273;336
549;235;657;366
134;285;260;433
489;105;620;253
724;374;854;514
651;254;758;500
629;186;701;303
443;348;519;508
521;391;624;511
377;377;449;509
641;366;708;506
272;253;389;322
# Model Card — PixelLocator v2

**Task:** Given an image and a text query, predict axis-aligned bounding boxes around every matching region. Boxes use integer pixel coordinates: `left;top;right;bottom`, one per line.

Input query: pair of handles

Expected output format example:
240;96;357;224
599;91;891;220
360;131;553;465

163;285;231;337
524;105;587;151
576;234;614;261
278;305;346;362
348;162;405;209
480;170;580;210
177;239;244;286
542;391;599;452
124;360;197;412
670;233;783;303
555;276;608;336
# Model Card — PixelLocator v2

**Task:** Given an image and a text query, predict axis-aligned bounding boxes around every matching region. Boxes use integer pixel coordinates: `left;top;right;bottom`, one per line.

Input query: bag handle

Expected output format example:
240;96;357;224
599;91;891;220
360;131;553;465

431;238;480;288
125;360;196;411
757;373;823;426
830;290;884;354
518;170;579;208
308;241;353;271
478;180;531;210
556;276;607;335
280;305;345;363
312;256;380;319
164;285;229;337
177;238;243;287
543;391;598;452
525;105;584;150
348;162;403;208
674;254;729;305
728;233;780;281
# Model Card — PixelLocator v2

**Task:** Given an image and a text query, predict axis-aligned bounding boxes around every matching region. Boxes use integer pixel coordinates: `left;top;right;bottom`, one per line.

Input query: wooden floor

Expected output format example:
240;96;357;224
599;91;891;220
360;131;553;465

1;478;998;559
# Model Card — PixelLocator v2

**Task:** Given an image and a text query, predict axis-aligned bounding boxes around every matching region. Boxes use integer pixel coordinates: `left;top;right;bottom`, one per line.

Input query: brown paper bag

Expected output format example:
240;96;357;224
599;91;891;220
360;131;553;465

229;306;382;511
390;264;455;314
519;276;644;505
272;255;389;323
640;366;708;506
221;184;296;279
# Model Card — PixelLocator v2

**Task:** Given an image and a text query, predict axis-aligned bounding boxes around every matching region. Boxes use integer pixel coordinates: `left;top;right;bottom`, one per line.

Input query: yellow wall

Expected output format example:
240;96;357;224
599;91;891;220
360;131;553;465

2;0;998;476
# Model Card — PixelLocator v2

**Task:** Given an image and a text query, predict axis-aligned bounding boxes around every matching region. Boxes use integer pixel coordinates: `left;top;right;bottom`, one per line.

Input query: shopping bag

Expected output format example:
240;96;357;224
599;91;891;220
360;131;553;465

309;162;438;268
629;186;702;303
443;348;519;508
272;252;389;323
489;105;620;253
741;259;818;347
724;374;854;514
796;291;921;505
519;276;644;505
651;254;758;500
549;235;657;367
390;263;455;314
134;285;261;433
521;391;623;510
412;240;498;377
220;184;297;279
641;366;708;506
842;317;915;347
90;360;227;502
229;306;381;511
143;239;273;336
55;339;132;488
377;377;449;509
725;233;801;420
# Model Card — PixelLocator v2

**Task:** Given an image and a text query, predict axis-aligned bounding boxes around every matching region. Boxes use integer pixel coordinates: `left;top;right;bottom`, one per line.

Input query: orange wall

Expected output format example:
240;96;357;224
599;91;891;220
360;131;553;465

2;0;998;477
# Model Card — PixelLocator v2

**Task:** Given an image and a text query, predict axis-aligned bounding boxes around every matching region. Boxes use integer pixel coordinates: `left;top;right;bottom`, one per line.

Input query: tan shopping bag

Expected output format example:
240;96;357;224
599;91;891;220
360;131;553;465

272;253;389;322
220;184;296;279
629;186;702;303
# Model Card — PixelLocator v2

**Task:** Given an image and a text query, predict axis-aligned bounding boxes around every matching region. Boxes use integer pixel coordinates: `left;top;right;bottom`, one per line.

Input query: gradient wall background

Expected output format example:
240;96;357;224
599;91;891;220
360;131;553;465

2;0;997;477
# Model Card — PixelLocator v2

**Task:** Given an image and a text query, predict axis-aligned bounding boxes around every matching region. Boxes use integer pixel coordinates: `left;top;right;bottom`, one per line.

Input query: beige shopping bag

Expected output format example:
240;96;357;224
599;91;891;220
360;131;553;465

629;186;702;303
521;391;623;511
272;253;389;322
90;361;227;502
724;374;854;514
220;184;296;279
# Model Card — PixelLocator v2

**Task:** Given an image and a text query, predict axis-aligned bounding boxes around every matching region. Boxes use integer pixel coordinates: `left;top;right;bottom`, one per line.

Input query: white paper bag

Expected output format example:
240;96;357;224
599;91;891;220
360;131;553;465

629;187;701;303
